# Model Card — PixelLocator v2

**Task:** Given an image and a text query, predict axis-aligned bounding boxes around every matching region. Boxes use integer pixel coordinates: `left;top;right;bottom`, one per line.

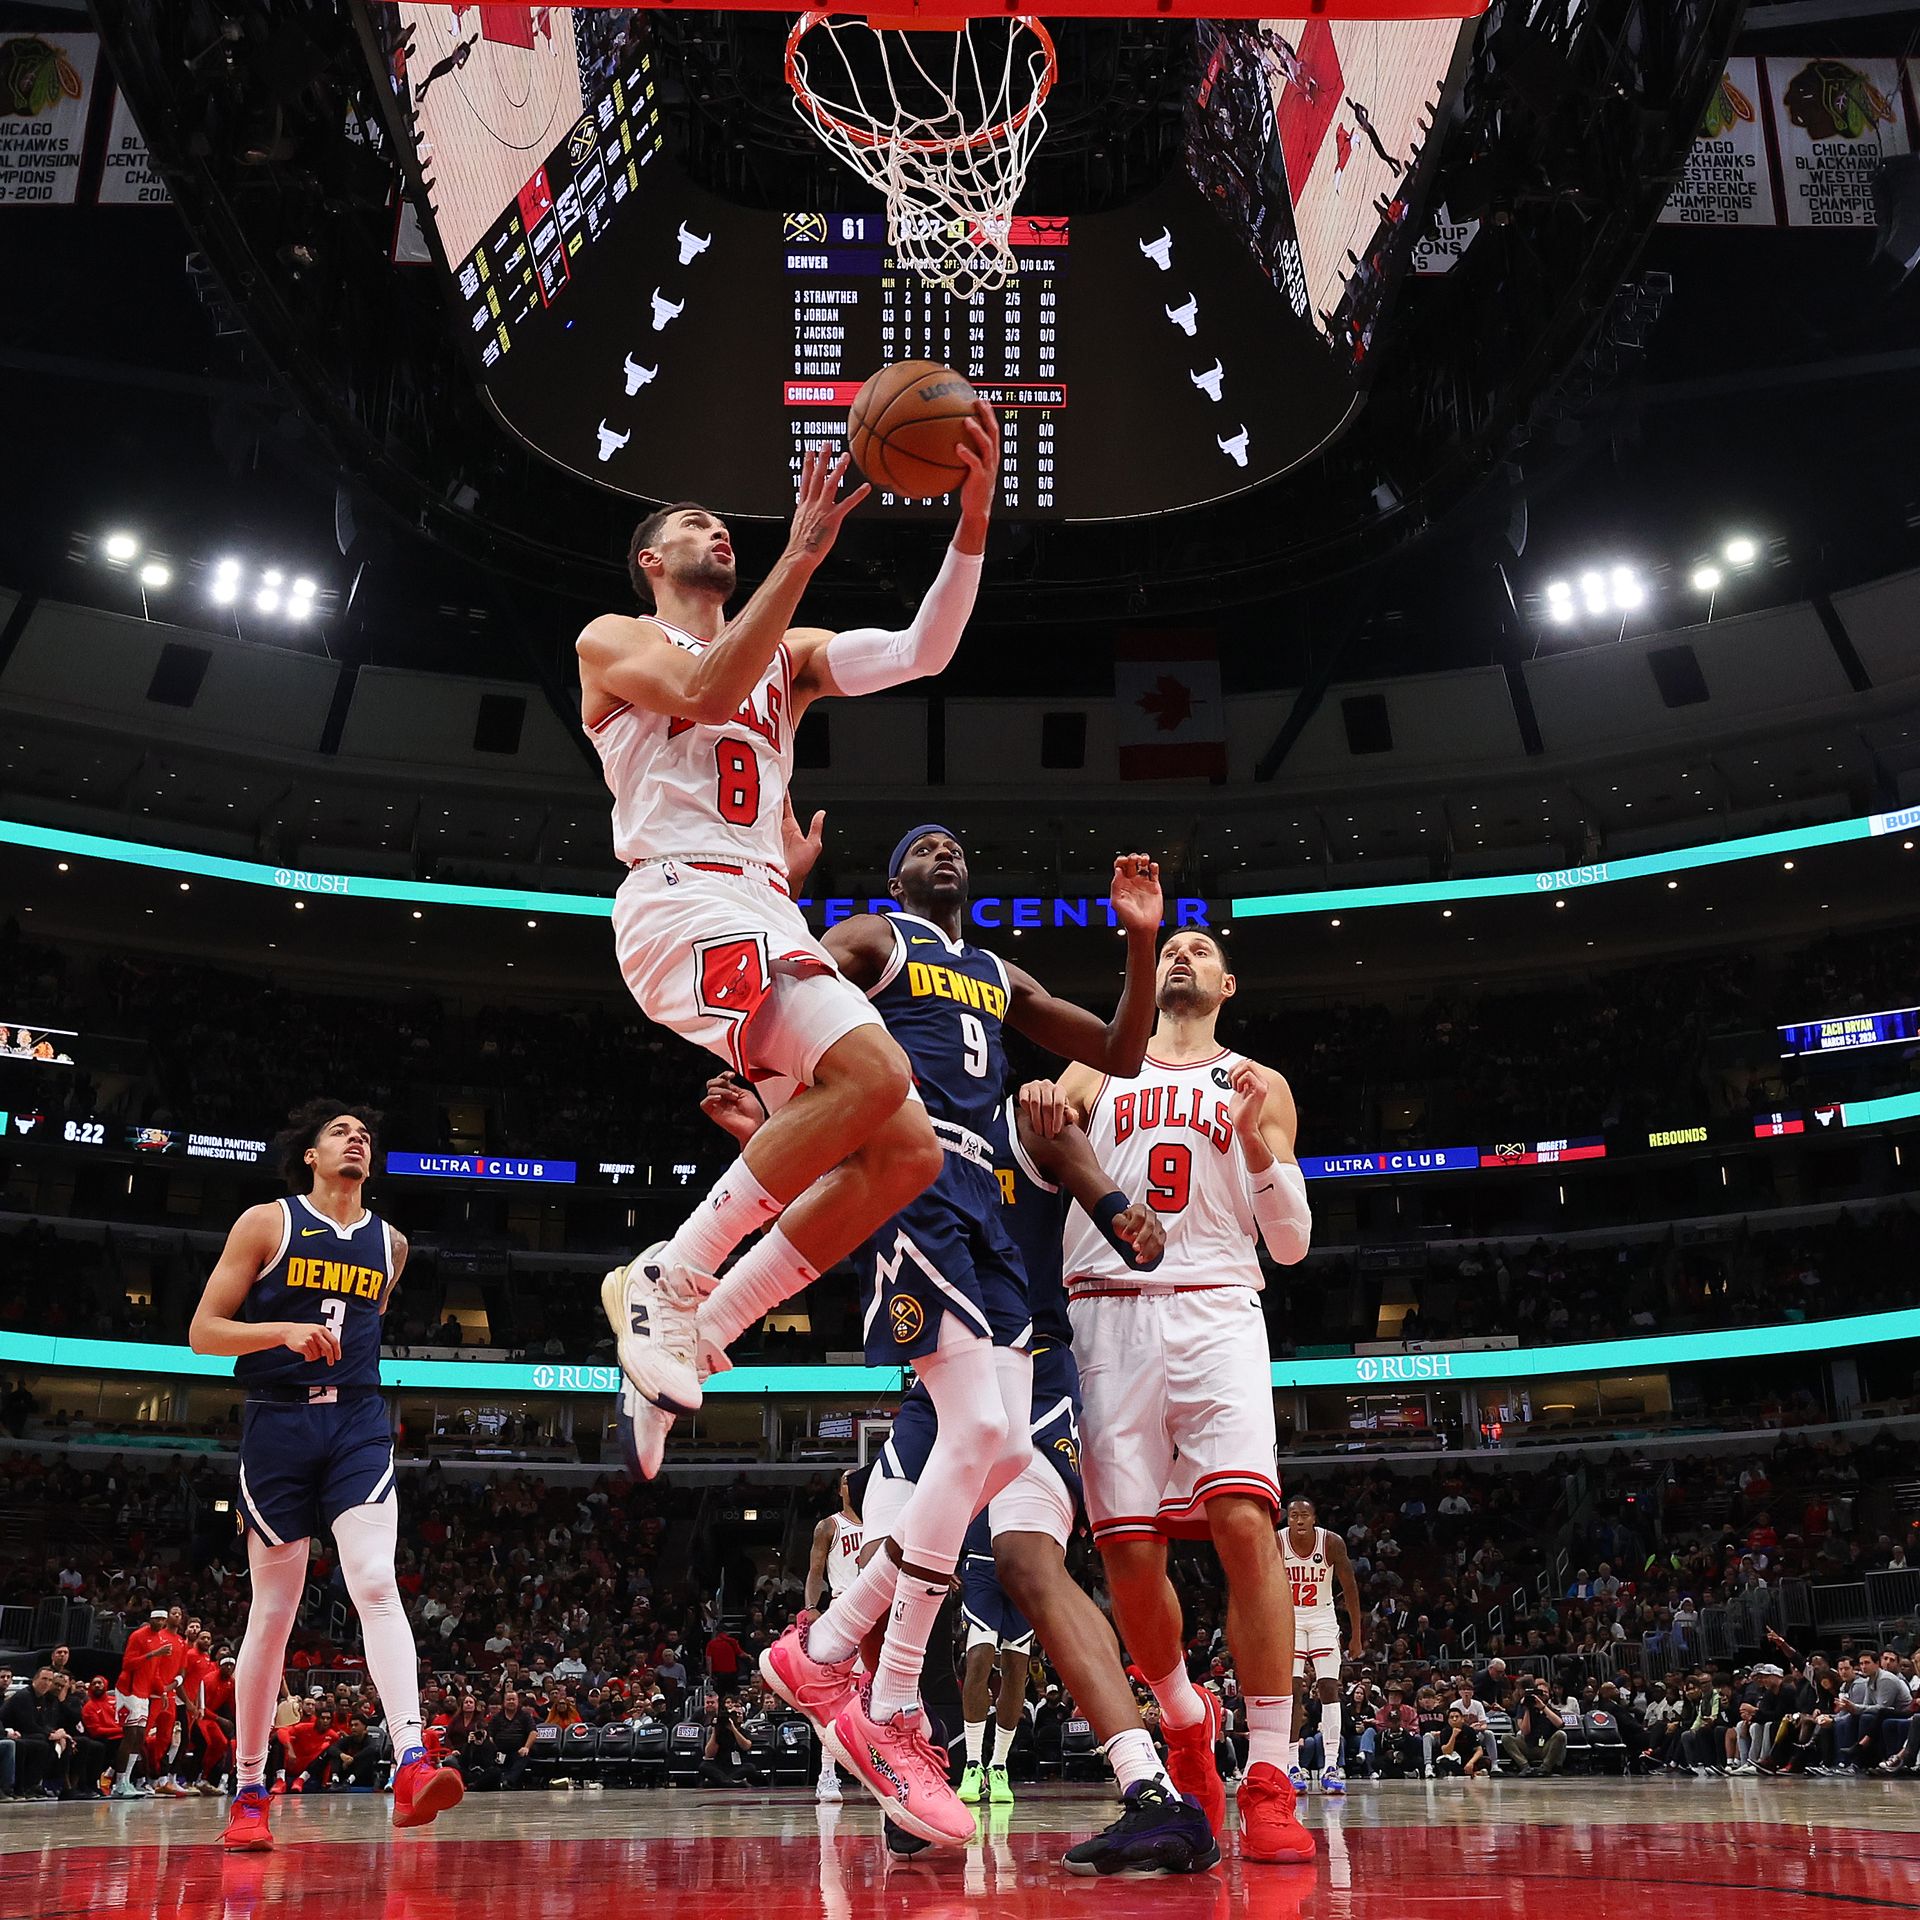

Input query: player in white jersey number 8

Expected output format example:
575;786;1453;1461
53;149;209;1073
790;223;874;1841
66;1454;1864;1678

575;412;999;1473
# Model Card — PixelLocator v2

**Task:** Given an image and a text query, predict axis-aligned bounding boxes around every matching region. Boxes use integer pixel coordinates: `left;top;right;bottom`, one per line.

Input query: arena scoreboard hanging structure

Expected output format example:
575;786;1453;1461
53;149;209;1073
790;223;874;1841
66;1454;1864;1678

364;4;1474;519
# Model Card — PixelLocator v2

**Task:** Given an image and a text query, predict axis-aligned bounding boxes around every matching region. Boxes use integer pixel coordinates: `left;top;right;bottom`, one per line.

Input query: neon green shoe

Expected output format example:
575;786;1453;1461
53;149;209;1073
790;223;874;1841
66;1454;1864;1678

987;1764;1014;1806
957;1763;985;1805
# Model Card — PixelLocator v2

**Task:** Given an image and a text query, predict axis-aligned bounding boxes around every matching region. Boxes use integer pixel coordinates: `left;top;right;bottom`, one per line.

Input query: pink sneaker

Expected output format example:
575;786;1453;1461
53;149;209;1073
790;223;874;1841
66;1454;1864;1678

759;1613;859;1731
830;1687;975;1848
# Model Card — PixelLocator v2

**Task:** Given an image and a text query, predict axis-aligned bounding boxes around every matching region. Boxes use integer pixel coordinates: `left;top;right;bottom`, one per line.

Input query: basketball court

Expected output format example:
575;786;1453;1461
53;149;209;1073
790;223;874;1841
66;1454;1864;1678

8;1783;1918;1918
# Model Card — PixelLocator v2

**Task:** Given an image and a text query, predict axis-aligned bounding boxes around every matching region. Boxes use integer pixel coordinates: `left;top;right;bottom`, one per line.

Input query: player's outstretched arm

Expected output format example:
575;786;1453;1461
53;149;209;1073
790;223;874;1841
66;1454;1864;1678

1229;1060;1313;1264
188;1203;341;1363
1003;855;1162;1074
788;402;999;708
578;449;868;723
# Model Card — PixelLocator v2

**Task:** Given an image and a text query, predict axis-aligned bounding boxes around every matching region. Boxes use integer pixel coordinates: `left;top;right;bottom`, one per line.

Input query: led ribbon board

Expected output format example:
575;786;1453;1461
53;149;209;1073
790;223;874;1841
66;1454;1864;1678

7;1307;1916;1394
1233;806;1920;918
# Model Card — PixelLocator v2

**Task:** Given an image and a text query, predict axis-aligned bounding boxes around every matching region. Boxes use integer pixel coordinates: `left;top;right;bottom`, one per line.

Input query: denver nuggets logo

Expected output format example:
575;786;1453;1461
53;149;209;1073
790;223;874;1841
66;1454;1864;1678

783;211;828;245
889;1296;925;1344
1052;1434;1081;1475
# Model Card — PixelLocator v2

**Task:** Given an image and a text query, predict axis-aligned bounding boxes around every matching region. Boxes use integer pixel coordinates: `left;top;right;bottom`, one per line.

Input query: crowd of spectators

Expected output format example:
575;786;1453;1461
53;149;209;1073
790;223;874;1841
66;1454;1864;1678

4;1422;1912;1800
2;913;1916;1170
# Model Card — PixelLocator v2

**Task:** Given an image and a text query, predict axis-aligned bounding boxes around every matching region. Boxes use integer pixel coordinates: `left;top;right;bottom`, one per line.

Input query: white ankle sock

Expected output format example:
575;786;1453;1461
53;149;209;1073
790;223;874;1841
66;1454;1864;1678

1105;1727;1173;1794
667;1158;782;1277
1246;1695;1292;1772
1319;1703;1343;1771
869;1574;950;1721
1148;1663;1208;1732
964;1719;987;1765
695;1227;817;1352
991;1718;1017;1768
807;1553;899;1665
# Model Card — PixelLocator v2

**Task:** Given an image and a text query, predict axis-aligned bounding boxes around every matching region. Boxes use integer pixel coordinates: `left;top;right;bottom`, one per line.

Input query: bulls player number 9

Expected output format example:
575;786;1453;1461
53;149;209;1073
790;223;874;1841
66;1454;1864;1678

1146;1143;1191;1214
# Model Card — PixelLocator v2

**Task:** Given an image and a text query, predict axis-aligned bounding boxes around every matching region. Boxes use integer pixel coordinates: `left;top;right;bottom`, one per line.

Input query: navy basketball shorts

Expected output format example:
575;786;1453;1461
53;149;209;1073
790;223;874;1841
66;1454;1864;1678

860;1152;1031;1365
961;1552;1035;1653
237;1391;396;1545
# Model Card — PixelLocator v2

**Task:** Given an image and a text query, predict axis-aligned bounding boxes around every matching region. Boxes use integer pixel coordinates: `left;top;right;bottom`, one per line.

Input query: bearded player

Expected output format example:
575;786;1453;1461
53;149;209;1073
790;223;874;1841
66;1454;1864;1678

1024;927;1315;1863
578;418;1002;1474
188;1101;461;1849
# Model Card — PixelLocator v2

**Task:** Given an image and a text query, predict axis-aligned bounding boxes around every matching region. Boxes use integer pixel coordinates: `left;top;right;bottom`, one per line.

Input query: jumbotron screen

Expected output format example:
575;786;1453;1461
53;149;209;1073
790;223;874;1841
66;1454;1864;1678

370;5;1470;520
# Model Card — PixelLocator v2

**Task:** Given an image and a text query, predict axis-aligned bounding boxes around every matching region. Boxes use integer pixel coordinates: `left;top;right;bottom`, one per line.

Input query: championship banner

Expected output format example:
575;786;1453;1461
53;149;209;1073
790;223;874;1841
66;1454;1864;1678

0;25;99;203
97;86;171;205
1765;54;1911;229
1658;58;1776;228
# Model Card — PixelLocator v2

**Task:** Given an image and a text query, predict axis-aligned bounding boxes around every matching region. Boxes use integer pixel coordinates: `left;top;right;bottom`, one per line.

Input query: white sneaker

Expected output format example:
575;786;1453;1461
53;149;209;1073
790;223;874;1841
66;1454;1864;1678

616;1383;676;1480
601;1242;706;1414
817;1773;843;1804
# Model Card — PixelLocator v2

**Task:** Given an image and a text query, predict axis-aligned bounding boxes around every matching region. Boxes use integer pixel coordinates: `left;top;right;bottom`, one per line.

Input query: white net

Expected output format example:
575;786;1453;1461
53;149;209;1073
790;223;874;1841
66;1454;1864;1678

786;12;1056;301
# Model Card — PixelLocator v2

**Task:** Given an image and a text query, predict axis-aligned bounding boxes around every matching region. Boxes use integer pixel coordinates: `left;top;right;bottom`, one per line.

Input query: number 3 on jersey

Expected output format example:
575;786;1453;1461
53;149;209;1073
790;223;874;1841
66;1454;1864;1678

715;739;760;825
320;1298;347;1341
1146;1142;1191;1213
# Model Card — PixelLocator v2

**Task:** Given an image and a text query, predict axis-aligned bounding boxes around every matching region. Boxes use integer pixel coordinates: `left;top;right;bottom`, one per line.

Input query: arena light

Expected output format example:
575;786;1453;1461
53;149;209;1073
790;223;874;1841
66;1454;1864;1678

262;568;284;588
1610;565;1644;610
1690;565;1722;592
138;562;171;589
285;595;313;621
255;588;280;613
102;532;139;562
1578;569;1608;615
214;557;241;583
1724;535;1758;566
292;576;316;598
211;578;238;606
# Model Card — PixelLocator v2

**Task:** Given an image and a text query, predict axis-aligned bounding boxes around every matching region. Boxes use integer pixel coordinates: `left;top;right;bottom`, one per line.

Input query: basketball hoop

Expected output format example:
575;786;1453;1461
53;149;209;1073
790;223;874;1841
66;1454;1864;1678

786;10;1057;301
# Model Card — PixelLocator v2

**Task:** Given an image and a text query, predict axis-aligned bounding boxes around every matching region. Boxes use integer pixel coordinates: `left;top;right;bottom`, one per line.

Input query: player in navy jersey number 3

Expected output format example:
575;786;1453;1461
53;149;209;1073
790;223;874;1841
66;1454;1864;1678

188;1101;461;1850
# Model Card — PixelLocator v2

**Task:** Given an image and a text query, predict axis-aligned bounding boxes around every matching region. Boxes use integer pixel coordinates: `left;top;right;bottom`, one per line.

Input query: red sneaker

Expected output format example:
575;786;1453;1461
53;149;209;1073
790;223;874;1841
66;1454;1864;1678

1164;1688;1227;1835
391;1754;465;1830
1237;1762;1316;1863
759;1613;859;1733
220;1786;275;1851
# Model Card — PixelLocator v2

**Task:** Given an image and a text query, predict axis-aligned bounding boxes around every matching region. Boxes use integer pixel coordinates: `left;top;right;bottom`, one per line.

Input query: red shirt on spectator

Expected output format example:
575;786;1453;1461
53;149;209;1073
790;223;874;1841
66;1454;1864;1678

707;1631;744;1677
117;1623;169;1699
202;1672;235;1719
82;1694;126;1740
1748;1521;1778;1550
284;1719;332;1771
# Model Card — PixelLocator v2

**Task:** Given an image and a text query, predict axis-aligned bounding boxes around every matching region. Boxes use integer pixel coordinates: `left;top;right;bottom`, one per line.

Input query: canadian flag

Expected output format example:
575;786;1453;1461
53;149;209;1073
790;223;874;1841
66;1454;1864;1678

1115;633;1227;781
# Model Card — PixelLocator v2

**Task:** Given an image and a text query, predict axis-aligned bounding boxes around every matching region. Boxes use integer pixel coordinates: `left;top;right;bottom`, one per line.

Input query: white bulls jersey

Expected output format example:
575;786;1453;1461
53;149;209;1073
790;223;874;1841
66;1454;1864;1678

1062;1047;1263;1295
826;1512;866;1596
1283;1526;1338;1617
587;621;795;873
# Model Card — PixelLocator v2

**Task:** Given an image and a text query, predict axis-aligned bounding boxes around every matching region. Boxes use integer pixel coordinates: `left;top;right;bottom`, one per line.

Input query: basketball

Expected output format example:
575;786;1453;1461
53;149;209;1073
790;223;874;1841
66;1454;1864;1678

847;361;980;500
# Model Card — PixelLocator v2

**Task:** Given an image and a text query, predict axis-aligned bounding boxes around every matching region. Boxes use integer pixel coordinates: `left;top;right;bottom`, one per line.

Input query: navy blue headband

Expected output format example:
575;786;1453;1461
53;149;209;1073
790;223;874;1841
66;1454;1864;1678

888;823;962;882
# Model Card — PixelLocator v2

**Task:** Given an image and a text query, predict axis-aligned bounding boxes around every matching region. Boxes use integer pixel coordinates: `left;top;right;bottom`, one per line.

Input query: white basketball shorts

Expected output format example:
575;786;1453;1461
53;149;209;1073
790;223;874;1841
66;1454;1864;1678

115;1690;150;1728
1067;1285;1280;1544
1294;1610;1342;1681
611;861;883;1087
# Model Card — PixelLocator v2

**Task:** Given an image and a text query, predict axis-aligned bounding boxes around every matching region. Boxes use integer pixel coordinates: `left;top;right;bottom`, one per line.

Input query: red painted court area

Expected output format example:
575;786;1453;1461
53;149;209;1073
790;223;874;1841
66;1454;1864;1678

7;1796;1920;1920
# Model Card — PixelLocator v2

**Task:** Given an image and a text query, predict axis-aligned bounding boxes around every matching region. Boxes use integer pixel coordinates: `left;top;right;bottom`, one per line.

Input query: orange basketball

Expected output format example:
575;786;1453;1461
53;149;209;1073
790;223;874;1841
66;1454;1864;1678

847;361;979;500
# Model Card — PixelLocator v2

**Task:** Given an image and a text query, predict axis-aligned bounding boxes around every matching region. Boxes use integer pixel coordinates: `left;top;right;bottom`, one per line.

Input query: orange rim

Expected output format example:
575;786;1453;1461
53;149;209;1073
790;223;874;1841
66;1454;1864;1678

785;10;1057;156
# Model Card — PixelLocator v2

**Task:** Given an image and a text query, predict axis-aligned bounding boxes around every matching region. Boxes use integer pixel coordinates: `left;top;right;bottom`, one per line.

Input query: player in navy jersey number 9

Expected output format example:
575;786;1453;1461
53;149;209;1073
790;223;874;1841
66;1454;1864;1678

188;1100;461;1849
